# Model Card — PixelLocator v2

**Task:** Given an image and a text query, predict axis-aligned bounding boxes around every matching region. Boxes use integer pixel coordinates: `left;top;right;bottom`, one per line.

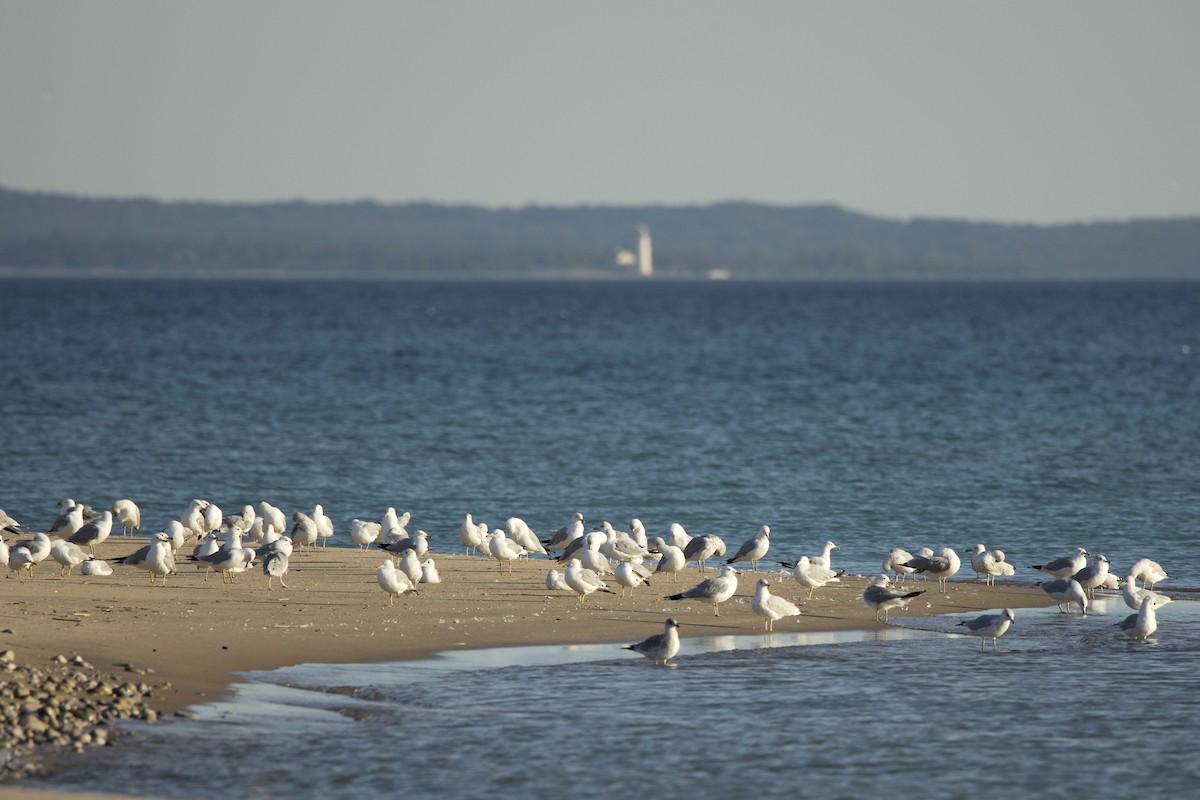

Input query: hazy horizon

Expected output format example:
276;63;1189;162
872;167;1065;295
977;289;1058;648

3;1;1198;225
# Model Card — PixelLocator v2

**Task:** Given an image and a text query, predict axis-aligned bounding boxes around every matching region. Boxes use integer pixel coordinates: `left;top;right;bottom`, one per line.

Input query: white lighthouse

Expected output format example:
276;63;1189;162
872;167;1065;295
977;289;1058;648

637;224;653;278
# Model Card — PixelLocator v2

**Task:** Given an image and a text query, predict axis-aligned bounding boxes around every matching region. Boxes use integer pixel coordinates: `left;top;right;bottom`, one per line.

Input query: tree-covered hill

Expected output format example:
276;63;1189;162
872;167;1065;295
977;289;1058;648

1;186;1197;279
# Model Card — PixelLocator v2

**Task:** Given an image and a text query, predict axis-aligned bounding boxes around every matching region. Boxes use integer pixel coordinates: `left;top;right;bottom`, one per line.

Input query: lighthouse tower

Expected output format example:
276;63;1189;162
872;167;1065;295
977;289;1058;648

637;225;653;278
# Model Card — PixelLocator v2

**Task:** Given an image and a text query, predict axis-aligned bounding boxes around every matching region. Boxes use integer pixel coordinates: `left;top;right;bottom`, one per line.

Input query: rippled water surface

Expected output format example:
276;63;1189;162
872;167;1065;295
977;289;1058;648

2;279;1198;582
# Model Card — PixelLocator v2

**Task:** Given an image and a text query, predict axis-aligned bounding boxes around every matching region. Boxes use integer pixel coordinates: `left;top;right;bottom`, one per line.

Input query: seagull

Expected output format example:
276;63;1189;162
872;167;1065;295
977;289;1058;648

1121;576;1171;611
622;618;681;665
811;540;840;571
49;503;86;539
350;519;382;550
628;518;649;549
224;504;257;534
290;512;319;548
902;548;960;594
0;507;22;534
312;504;334;547
259;502;287;539
66;510;114;555
651;538;686;582
8;546;35;580
614;561;653;597
780;555;844;599
965;544;1012;586
1128;558;1169;590
726;525;771;571
488;529;525;575
751;578;802;631
682;534;727;573
506;517;547;556
376;561;416;607
1116;596;1160;640
1030;547;1090;580
564;557;614;604
115;532;176;586
545;568;570;591
419;558;441;584
80;559;113;577
599;524;651;564
883;548;917;582
201;501;223;534
263;550;290;590
958;608;1016;649
543;512;585;552
13;532;52;576
667;564;738;616
664;522;692;551
459;513;485;555
862;575;924;621
1071;554;1111;599
1037;578;1089;615
50;539;92;577
397;549;423;585
181;499;209;539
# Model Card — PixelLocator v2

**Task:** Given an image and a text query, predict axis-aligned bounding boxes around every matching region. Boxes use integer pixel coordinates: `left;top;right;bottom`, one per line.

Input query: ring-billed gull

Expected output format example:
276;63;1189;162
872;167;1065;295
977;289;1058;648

751;578;801;631
1037;578;1088;615
1121;575;1171;611
629;518;648;549
1030;547;1090;580
614;561;653;597
862;575;924;621
201;501;223;535
376;560;416;607
1116;596;1160;640
665;522;691;551
902;547;960;594
67;510;114;555
1071;554;1111;599
263;550;289;590
651;537;686;582
181;500;208;539
13;532;53;577
224;505;256;534
420;557;441;584
623;618;681;665
811;540;839;571
564;557;614;603
487;529;524;575
543;512;585;552
578;533;613;576
1128;558;1169;590
958;608;1016;649
599;524;651;564
780;555;844;599
667;564;738;616
259;502;287;539
506;517;548;556
398;549;423;585
965;544;1014;586
80;559;113;577
682;534;727;573
350;519;382;550
726;525;771;572
459;513;485;555
545;568;570;591
883;548;917;581
312;505;334;547
50;539;92;577
115;532;176;586
0;507;22;534
290;512;319;549
49;503;86;539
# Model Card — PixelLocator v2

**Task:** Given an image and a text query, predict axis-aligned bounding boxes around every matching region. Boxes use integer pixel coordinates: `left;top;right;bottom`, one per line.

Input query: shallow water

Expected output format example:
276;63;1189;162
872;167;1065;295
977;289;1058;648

33;597;1200;799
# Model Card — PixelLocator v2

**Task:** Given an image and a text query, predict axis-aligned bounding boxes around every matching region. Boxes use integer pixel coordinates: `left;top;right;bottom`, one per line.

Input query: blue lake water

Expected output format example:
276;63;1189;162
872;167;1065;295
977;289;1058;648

3;277;1199;797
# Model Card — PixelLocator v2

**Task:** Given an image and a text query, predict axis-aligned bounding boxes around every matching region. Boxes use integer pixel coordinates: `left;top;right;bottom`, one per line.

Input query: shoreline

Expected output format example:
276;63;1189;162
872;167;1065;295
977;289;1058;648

1;537;1055;787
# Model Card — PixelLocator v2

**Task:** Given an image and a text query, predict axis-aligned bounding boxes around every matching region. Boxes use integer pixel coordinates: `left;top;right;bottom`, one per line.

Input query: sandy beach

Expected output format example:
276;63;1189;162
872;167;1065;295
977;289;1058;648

2;535;1054;794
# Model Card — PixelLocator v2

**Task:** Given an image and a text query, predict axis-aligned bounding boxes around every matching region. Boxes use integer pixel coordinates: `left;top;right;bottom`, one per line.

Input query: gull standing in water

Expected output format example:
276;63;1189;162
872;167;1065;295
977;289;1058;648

1122;576;1172;611
1116;596;1160;640
1037;578;1089;615
1071;554;1111;599
726;525;771;572
751;578;802;631
110;499;140;536
667;564;738;616
623;618;681;665
862;575;924;621
958;609;1016;649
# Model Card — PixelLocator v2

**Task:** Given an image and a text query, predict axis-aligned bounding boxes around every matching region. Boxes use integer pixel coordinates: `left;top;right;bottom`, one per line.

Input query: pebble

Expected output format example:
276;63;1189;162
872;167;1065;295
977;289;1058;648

0;654;161;781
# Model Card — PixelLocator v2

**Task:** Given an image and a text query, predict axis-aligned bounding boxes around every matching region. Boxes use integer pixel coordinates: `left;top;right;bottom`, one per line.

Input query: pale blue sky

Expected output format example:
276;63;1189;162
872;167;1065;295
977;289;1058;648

3;0;1197;223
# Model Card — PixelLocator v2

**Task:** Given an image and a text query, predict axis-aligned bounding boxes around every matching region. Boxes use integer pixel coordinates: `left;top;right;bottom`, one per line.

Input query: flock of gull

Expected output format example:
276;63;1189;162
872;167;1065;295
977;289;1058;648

1;501;1177;665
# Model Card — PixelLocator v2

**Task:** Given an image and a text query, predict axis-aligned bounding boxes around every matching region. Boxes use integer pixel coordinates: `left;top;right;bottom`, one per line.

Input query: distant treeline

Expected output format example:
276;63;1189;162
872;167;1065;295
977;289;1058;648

2;186;1198;279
